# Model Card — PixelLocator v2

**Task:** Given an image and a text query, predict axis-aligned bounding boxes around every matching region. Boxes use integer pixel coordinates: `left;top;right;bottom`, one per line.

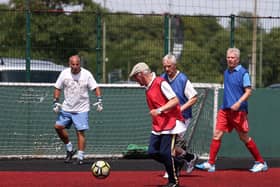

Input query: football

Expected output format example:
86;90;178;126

91;160;111;179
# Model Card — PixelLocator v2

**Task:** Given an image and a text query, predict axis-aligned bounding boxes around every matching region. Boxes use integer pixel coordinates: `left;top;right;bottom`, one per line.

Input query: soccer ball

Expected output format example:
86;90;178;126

91;160;111;179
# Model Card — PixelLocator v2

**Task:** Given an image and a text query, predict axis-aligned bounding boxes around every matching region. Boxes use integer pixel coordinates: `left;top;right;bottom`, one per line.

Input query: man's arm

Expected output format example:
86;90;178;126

53;88;61;102
53;88;62;113
150;81;179;116
181;95;198;112
94;87;102;97
231;87;252;111
181;79;198;112
150;96;179;117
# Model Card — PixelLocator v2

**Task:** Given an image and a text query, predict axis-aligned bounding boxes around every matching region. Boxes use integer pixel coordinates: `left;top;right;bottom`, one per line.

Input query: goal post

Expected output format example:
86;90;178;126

0;82;221;159
184;83;221;159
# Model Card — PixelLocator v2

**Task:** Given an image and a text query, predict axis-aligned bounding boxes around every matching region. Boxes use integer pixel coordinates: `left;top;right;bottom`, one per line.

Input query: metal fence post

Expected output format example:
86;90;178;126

96;13;102;82
230;14;235;48
164;14;170;55
25;0;31;82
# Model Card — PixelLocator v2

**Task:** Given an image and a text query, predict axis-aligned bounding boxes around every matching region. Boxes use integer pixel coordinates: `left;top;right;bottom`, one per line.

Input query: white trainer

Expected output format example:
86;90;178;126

163;171;169;178
249;161;268;173
195;161;215;172
162;169;181;179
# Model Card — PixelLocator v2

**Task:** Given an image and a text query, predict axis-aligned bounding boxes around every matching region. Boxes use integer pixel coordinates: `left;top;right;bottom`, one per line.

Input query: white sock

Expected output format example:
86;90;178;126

77;150;84;160
65;142;73;152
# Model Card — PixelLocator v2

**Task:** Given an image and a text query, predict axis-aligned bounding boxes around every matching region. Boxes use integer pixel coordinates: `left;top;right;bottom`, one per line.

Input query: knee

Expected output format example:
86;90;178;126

54;124;63;131
213;130;223;140
239;135;250;143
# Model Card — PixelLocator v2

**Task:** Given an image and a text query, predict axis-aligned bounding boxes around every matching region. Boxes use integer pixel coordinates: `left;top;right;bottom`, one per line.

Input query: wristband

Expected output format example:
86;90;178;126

96;96;103;102
53;98;59;104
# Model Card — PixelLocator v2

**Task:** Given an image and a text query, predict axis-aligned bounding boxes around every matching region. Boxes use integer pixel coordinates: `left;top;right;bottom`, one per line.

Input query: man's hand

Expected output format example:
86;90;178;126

231;101;241;111
52;98;61;114
53;102;61;114
150;108;162;117
96;96;103;112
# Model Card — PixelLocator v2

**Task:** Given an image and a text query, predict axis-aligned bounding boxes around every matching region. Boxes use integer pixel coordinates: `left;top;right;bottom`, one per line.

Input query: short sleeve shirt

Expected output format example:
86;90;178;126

54;67;98;113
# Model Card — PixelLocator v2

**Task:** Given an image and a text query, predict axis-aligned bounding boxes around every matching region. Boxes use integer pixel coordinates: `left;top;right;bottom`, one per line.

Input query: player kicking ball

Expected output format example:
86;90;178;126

130;62;188;187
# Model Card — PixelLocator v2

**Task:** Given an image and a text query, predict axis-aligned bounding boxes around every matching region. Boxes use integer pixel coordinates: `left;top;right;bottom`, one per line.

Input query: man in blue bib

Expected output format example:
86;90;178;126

195;48;268;173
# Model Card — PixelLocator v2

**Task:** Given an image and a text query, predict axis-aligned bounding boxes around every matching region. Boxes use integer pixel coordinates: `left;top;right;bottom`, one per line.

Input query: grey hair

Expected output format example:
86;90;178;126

227;48;240;58
162;54;177;64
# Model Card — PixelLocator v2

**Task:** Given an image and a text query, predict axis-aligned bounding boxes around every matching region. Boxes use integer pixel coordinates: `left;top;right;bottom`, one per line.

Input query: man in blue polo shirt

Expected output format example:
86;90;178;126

195;48;268;173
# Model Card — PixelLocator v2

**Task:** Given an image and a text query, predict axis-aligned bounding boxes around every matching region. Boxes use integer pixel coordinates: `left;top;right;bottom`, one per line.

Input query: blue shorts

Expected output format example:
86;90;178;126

55;110;89;131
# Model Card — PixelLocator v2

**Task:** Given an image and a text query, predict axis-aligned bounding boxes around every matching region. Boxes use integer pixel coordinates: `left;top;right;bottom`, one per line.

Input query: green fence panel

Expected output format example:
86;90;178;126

219;88;280;158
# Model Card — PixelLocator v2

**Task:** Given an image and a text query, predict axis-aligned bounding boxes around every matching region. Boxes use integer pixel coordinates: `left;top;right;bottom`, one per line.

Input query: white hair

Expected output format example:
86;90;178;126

162;54;177;64
227;48;240;58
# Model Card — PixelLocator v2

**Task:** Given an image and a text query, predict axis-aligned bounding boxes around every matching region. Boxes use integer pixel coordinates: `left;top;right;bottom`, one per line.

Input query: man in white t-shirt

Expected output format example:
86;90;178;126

53;55;103;165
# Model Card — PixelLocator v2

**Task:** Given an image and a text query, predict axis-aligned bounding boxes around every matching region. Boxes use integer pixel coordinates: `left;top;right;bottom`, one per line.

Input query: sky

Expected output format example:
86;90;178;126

0;0;279;17
92;0;280;17
91;0;280;30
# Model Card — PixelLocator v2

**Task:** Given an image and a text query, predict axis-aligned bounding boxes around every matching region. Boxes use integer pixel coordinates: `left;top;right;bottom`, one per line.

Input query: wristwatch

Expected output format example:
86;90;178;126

156;108;162;114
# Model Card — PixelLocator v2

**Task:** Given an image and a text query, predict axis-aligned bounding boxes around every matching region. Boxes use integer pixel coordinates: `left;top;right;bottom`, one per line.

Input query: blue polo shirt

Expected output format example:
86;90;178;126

222;65;250;112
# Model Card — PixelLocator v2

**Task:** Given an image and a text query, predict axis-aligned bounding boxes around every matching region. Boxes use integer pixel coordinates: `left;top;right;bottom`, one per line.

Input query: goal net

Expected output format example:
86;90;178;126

0;82;221;159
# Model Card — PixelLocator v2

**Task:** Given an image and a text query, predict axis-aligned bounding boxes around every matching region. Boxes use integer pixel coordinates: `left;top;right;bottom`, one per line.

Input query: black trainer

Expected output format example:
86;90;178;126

64;150;77;163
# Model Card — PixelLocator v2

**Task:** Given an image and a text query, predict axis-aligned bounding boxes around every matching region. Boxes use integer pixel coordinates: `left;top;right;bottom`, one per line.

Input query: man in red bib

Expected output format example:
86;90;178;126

129;62;186;187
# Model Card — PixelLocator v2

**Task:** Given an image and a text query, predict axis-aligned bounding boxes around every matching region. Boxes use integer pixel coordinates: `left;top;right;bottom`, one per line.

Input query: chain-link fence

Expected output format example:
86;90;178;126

1;9;280;87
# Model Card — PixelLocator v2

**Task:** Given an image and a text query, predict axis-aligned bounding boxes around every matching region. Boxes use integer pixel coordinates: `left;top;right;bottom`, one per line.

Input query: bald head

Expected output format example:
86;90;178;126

69;55;81;74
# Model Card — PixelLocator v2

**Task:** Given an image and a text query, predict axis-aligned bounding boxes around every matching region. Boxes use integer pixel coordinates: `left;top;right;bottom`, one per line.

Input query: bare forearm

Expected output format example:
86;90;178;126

238;87;252;103
95;87;102;97
181;96;197;112
53;88;61;100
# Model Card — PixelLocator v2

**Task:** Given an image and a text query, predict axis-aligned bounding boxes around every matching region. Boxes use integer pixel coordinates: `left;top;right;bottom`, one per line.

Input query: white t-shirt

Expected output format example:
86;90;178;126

185;79;198;100
54;67;98;113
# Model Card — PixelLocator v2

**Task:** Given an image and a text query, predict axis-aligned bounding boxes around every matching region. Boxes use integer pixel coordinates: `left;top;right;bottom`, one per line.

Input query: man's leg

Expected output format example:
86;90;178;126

72;112;89;165
75;130;86;164
160;134;179;185
148;134;162;163
54;125;76;163
55;125;69;143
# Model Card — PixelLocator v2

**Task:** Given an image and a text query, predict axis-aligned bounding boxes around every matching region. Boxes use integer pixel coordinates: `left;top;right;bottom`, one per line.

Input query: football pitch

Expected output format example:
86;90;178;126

0;157;279;187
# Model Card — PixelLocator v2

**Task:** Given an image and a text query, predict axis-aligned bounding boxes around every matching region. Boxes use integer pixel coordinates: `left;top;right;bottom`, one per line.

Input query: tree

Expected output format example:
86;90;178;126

1;0;102;66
